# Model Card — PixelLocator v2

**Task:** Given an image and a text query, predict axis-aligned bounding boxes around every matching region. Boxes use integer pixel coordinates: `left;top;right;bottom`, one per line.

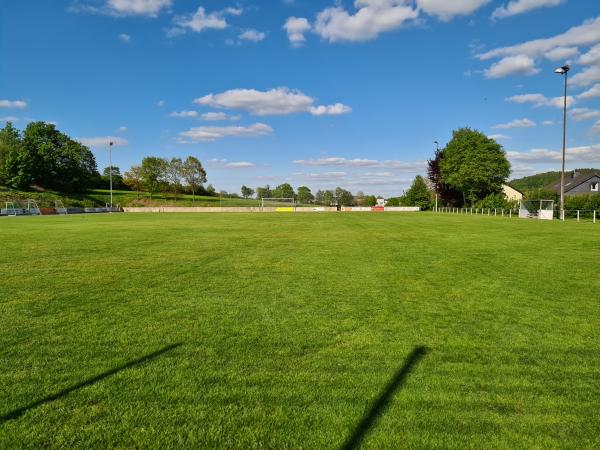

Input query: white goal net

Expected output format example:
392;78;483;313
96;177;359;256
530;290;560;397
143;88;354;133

519;199;554;220
260;197;296;211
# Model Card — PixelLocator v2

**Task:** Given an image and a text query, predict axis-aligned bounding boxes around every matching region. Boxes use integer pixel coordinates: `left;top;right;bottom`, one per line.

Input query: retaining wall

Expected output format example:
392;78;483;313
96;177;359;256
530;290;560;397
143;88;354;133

341;206;420;212
123;206;338;213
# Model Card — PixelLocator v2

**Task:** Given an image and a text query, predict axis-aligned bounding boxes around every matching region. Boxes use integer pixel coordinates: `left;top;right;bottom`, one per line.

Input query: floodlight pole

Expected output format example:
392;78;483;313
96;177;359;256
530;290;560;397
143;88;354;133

109;141;114;209
555;65;570;221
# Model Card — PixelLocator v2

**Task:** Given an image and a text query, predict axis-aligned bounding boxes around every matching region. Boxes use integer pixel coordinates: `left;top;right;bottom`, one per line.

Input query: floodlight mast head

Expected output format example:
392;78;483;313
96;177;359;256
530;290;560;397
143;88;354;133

554;64;570;75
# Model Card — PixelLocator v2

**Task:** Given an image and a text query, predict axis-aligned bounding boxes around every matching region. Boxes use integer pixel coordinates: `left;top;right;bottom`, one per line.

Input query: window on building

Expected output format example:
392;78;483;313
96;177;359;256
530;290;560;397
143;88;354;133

591;182;599;192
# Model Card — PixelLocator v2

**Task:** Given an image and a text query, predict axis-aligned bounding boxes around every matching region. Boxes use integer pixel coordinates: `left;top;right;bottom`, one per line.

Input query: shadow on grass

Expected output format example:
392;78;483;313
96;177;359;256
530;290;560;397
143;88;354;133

340;346;428;450
0;343;182;424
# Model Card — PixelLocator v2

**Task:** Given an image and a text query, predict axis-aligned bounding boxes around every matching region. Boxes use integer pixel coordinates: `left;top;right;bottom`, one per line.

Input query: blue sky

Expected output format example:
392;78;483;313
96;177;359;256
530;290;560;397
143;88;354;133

1;0;600;196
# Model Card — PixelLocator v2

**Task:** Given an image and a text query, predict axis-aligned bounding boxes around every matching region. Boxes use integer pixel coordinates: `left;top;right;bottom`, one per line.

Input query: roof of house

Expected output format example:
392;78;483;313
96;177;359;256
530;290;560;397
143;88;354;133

547;172;600;194
502;183;524;194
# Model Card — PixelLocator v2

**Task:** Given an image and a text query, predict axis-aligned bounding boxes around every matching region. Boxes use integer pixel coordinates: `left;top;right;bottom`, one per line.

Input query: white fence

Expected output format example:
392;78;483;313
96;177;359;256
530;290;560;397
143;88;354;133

437;207;599;223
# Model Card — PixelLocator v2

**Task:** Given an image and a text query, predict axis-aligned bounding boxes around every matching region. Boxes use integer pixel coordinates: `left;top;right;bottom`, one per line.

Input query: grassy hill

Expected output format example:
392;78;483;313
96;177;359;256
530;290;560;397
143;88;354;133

510;168;600;191
0;187;260;208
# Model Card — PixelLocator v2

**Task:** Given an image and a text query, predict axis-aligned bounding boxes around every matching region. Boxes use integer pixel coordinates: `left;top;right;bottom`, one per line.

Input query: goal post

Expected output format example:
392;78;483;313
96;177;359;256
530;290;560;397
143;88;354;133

519;199;554;220
260;197;296;212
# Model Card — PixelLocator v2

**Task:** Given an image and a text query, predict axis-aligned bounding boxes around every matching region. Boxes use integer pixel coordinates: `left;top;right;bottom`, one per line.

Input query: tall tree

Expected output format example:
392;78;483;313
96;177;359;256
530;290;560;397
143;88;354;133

0;122;21;184
102;165;124;190
205;184;216;196
123;165;143;198
335;187;354;206
321;190;335;206
256;185;272;199
274;183;294;198
296;186;314;204
363;195;377;206
140;157;167;198
241;185;255;199
427;148;463;206
166;157;183;200
5;121;97;192
404;175;432;210
438;128;511;205
182;156;207;202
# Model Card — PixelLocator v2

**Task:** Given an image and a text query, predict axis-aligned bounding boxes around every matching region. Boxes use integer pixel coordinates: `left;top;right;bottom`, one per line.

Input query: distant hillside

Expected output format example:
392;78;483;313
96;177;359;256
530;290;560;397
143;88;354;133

510;168;600;191
0;187;259;208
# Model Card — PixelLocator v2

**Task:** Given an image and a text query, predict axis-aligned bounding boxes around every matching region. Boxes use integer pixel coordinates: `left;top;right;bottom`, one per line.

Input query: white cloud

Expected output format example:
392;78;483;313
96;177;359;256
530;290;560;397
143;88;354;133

591;120;600;135
77;136;129;148
507;144;600;163
292;157;426;171
492;0;563;20
194;87;351;117
544;46;579;61
118;126;128;132
293;157;379;167
207;158;256;169
239;29;266;42
570;107;600;122
0;100;27;109
118;33;131;42
571;65;600;87
106;0;171;17
479;17;600;61
505;93;576;108
492;118;536;129
309;103;352;116
195;88;312;115
507;148;561;162
168;6;240;36
488;134;511;140
578;84;600;100
303;171;348;180
200;112;240;121
284;17;311;47
169;110;198;118
0;116;19;122
157;100;165;107
543;120;556;125
579;44;600;66
483;55;540;78
179;123;273;142
313;0;419;42
417;0;490;21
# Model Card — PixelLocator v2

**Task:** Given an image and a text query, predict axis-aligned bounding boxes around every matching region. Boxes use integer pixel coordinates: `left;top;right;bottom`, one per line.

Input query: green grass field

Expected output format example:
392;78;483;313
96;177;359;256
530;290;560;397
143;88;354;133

1;213;599;449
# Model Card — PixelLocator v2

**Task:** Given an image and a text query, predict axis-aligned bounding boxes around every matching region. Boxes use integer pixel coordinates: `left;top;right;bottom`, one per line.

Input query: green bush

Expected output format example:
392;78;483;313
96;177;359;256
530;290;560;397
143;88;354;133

474;193;518;210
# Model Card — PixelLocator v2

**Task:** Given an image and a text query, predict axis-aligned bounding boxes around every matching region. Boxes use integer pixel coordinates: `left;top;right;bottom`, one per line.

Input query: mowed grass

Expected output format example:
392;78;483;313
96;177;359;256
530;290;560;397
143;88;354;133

1;213;599;449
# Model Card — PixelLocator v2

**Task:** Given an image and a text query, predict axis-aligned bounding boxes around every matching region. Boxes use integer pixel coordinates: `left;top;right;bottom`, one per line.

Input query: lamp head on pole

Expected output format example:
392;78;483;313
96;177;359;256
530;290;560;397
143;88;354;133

109;141;114;147
554;64;570;75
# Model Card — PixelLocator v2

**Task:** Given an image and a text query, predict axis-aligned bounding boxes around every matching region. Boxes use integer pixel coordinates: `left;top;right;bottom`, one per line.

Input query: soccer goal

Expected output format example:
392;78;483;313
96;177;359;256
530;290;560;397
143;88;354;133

519;199;554;220
4;202;18;216
55;200;68;215
260;197;296;211
27;199;41;215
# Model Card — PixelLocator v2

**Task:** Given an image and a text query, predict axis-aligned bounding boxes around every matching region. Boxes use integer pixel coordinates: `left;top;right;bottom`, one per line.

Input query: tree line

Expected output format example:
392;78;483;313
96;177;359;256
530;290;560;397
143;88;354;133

122;156;209;200
241;179;433;208
1;121;516;208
